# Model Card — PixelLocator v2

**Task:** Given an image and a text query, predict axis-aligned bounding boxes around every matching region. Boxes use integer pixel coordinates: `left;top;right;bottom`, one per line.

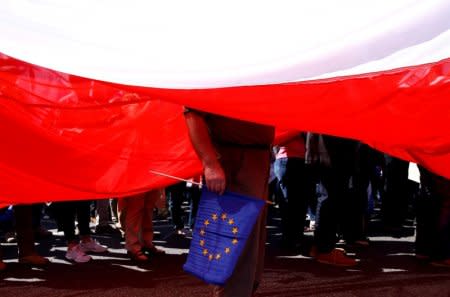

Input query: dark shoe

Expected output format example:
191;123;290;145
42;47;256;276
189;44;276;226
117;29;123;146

142;245;166;257
346;238;370;248
19;254;50;266
34;227;53;239
95;224;121;235
127;250;149;262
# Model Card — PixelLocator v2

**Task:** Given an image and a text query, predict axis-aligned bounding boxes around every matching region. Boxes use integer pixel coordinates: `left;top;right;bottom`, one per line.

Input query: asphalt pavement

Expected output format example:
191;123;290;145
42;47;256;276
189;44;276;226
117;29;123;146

0;207;448;297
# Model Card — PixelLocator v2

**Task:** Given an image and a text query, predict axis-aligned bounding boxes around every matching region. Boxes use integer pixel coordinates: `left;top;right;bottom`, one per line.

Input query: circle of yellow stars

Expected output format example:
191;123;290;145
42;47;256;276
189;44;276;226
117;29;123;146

198;212;239;262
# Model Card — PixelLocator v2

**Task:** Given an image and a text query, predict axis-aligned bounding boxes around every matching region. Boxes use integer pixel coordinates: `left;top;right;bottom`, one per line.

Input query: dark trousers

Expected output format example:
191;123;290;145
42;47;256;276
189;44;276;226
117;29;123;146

13;205;36;257
314;137;371;252
341;143;373;243
416;167;450;260
274;157;311;245
382;156;410;228
167;182;186;230
55;200;91;243
186;186;201;229
32;203;45;229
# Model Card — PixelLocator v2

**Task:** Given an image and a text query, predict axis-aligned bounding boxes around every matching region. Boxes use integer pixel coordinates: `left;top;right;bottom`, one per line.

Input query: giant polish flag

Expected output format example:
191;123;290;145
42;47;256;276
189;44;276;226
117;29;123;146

0;0;449;205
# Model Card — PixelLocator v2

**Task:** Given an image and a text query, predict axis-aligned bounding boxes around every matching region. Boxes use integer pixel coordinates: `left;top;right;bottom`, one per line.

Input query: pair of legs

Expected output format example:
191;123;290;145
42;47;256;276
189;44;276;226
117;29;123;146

0;204;49;269
118;189;164;261
312;137;362;266
55;200;107;263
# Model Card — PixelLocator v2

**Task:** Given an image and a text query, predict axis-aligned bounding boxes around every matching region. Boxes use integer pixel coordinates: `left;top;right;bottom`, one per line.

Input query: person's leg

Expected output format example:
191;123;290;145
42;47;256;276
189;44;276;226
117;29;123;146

312;136;357;266
167;182;186;231
437;194;450;262
212;147;270;297
57;202;78;244
141;190;166;256
53;201;90;263
121;194;146;255
314;166;338;253
96;199;111;227
142;190;158;247
14;205;35;256
342;143;371;244
76;200;93;238
76;200;107;253
431;171;450;263
14;204;49;265
274;157;293;246
32;203;52;239
187;186;201;229
274;157;308;248
95;198;119;234
31;203;41;229
110;198;119;223
383;156;410;232
415;168;436;259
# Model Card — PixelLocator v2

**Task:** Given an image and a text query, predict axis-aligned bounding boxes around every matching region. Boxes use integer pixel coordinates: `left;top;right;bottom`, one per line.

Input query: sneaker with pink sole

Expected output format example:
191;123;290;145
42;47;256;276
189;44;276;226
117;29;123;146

66;245;92;263
79;239;108;253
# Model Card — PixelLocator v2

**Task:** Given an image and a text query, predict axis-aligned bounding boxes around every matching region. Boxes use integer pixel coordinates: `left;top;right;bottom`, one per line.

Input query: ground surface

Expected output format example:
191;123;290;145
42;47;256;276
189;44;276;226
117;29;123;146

0;208;448;297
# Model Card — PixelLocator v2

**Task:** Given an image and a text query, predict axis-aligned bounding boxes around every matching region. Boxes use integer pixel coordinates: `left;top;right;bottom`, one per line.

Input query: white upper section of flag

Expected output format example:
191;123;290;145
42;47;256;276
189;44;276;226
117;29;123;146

0;0;449;88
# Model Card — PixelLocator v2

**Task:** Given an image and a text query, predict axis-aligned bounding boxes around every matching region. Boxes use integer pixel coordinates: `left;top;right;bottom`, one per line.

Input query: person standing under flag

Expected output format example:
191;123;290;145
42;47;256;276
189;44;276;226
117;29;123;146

184;108;274;297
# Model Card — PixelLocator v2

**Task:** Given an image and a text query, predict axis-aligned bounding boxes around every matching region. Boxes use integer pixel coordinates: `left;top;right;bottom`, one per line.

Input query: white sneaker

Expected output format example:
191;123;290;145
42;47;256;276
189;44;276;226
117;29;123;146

79;239;108;253
65;245;92;263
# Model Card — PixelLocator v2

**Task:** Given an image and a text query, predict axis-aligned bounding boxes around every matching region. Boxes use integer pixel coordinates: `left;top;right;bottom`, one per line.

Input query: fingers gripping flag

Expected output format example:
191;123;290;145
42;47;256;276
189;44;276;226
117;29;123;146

183;189;265;286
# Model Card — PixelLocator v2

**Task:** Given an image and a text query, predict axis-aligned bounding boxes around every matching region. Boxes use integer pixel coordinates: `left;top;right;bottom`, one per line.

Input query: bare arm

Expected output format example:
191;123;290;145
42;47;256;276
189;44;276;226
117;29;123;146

184;111;226;194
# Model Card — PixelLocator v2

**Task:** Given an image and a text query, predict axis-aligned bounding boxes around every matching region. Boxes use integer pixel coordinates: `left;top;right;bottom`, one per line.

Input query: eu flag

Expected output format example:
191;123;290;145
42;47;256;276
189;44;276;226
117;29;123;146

183;188;265;286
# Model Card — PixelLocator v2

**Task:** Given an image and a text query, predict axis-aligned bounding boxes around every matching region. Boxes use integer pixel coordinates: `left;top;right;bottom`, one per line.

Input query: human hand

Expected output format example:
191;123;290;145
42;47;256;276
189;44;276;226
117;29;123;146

203;162;226;195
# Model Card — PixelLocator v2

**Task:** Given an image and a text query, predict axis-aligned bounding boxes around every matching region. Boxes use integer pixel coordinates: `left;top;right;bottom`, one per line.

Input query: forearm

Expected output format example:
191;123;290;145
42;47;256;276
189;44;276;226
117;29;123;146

184;111;226;194
184;112;219;168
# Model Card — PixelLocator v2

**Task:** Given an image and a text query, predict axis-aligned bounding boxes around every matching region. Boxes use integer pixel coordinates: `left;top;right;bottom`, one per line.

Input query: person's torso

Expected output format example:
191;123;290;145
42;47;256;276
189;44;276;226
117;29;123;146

205;114;274;147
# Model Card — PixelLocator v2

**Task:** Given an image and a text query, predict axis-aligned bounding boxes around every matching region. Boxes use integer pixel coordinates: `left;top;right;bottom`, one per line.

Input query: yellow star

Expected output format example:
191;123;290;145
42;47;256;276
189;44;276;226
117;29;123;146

221;213;227;221
204;219;210;226
228;218;235;225
199;239;205;247
208;254;213;261
232;227;239;234
203;249;209;256
212;213;218;221
225;247;231;254
215;253;222;260
232;238;238;245
200;229;206;236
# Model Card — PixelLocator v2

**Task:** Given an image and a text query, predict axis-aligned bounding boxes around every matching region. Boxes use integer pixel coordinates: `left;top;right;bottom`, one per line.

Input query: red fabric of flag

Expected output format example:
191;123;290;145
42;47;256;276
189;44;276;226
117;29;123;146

0;54;449;206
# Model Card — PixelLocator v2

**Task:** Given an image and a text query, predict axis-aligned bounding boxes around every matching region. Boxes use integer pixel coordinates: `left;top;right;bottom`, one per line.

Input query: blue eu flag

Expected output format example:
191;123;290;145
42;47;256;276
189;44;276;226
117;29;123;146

183;188;265;286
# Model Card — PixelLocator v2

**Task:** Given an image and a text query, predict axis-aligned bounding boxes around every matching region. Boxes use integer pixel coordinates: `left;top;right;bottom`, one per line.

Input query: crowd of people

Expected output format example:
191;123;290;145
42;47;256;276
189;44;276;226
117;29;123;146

0;112;449;297
271;132;450;269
